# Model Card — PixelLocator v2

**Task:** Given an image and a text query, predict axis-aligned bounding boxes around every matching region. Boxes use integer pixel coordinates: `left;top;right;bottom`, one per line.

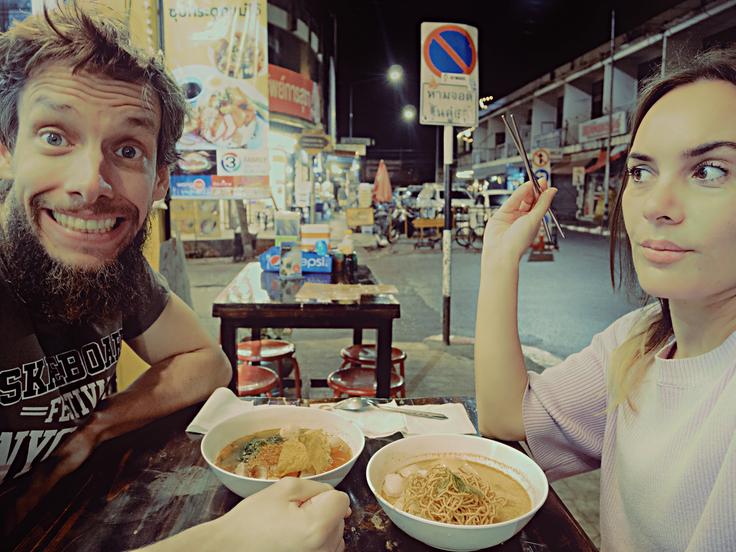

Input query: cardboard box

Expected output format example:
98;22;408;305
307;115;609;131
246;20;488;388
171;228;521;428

346;207;374;227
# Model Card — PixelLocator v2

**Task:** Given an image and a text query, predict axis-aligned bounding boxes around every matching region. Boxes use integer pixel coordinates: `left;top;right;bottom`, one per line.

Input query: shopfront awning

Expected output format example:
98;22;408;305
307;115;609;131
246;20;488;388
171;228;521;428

584;145;628;173
552;150;599;175
553;145;628;175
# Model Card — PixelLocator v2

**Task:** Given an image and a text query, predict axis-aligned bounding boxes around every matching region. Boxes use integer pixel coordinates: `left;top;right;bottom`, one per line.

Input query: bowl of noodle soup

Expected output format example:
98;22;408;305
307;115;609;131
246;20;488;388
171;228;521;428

366;434;548;551
202;406;364;498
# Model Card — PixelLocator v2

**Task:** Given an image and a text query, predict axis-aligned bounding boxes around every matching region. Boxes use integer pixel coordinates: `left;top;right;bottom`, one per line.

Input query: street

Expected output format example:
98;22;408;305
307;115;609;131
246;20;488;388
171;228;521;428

189;228;639;399
364;229;639;360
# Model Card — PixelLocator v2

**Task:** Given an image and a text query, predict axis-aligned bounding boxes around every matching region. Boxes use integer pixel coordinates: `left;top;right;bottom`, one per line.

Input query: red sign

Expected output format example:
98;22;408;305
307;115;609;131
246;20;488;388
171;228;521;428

268;64;315;123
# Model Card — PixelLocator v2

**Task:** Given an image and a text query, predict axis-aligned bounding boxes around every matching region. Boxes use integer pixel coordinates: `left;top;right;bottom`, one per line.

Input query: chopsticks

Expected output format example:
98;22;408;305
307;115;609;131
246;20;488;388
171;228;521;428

501;114;565;242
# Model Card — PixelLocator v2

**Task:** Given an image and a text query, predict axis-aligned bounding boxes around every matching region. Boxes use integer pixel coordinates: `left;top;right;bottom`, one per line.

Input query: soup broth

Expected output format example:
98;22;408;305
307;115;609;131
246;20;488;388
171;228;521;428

216;427;351;479
381;456;532;525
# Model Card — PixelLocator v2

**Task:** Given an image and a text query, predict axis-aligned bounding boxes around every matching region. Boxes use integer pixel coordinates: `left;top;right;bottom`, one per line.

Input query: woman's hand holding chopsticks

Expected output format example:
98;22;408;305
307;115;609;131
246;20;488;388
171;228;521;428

482;179;557;263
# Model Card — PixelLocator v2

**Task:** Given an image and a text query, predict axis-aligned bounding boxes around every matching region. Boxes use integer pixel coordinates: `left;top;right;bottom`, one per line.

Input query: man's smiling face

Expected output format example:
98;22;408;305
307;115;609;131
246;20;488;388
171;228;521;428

2;63;168;269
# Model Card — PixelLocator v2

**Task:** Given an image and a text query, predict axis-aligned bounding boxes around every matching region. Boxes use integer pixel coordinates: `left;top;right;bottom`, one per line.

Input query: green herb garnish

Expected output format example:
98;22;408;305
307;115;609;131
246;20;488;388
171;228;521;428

238;434;284;462
449;470;483;497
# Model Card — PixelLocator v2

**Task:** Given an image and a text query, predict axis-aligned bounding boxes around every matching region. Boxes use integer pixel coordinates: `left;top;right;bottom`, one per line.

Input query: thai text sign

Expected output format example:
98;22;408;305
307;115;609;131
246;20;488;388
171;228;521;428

578;111;627;142
420;23;478;127
268;64;317;123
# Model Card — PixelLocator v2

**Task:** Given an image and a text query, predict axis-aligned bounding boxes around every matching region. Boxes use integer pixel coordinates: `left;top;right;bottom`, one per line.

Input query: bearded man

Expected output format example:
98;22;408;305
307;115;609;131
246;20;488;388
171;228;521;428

0;1;231;516
0;6;351;551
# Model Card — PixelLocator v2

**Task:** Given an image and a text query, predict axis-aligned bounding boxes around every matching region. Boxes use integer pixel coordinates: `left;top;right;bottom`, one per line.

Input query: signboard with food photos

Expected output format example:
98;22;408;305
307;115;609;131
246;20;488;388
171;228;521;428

163;0;270;200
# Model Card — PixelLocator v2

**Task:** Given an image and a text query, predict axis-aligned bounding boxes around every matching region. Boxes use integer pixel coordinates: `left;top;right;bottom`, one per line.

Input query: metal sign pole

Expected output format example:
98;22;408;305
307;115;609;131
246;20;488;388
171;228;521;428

602;9;615;226
419;22;478;345
442;124;453;345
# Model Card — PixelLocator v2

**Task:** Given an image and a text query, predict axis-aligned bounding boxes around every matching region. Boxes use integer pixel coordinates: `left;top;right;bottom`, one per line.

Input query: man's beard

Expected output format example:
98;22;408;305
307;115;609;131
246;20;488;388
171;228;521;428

0;193;151;325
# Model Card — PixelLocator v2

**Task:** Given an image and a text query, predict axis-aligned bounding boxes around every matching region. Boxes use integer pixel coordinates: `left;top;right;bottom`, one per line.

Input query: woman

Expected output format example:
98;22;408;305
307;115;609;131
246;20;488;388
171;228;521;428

474;49;736;551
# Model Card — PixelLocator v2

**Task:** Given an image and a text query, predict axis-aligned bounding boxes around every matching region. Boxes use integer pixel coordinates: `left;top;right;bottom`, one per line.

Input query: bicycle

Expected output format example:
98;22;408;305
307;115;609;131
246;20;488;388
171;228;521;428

455;222;484;250
455;207;487;251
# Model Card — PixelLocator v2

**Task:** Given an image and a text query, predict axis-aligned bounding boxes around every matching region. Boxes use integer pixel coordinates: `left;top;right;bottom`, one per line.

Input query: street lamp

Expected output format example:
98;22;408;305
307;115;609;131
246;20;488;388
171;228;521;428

401;104;417;122
349;65;404;137
387;64;403;84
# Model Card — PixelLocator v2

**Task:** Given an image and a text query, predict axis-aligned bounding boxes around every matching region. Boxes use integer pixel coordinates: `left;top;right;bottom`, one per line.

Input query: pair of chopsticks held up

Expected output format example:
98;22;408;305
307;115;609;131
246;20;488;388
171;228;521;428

501;114;565;243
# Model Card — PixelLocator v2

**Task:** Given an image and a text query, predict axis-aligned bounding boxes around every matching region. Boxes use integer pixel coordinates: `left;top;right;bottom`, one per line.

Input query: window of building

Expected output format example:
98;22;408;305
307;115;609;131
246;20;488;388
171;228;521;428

704;25;736;49
556;96;564;129
591;79;604;118
495;132;505;145
637;57;661;91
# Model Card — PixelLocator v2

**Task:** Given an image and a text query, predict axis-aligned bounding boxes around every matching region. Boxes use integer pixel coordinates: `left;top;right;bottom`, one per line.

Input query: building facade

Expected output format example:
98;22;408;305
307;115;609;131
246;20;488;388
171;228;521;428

459;0;736;223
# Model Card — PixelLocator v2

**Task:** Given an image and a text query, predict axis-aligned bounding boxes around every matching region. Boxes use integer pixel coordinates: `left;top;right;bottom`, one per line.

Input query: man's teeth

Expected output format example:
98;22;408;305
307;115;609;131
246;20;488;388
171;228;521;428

53;212;117;233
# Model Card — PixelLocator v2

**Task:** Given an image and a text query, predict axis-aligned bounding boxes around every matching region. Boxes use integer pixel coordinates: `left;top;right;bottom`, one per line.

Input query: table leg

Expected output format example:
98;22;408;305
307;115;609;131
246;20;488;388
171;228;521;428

220;322;238;393
251;327;262;341
352;328;363;345
375;321;392;398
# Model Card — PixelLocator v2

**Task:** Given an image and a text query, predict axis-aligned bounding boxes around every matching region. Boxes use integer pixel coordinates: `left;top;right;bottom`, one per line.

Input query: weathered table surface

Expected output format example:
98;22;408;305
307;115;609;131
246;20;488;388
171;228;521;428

212;262;401;398
5;397;597;552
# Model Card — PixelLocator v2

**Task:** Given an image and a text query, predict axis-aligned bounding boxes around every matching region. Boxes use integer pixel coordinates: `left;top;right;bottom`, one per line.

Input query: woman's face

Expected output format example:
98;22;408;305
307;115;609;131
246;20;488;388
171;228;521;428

623;79;736;302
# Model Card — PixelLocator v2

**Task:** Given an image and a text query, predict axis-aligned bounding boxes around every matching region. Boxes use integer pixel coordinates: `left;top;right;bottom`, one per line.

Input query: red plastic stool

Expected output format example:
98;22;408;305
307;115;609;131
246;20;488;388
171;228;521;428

327;366;404;398
237;363;280;397
237;339;301;398
340;345;407;397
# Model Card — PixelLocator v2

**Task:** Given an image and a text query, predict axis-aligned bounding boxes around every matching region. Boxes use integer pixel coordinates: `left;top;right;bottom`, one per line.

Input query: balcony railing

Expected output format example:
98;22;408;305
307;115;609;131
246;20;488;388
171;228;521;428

532;129;562;149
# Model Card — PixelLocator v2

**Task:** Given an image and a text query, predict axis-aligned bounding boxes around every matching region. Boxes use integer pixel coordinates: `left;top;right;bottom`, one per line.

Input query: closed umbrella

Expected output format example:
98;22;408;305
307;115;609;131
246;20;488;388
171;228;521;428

373;159;393;203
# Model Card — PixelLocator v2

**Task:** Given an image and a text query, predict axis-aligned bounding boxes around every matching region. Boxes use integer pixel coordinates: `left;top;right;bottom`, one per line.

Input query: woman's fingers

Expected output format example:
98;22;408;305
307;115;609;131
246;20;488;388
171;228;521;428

268;477;333;504
301;489;351;521
530;187;557;218
496;181;538;215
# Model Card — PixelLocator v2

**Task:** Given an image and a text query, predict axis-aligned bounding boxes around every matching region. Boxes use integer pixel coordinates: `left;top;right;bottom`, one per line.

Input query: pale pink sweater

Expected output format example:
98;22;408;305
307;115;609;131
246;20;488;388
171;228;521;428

523;307;736;551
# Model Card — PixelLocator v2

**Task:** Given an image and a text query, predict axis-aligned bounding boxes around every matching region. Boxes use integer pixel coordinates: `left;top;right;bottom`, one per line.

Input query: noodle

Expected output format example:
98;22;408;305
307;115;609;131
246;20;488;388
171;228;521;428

403;464;508;525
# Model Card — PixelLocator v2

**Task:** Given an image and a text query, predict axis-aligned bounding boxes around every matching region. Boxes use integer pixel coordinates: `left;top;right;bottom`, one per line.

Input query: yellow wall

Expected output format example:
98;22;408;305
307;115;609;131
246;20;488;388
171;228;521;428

117;207;166;390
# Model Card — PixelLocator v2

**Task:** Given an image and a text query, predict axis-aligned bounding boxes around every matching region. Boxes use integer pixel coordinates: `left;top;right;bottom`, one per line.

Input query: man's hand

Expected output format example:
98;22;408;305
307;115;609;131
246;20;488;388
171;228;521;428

13;426;98;526
137;478;352;552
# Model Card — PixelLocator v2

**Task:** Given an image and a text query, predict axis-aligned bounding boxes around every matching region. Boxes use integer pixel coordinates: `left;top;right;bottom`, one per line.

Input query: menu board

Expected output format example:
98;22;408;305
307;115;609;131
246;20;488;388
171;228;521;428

163;0;270;200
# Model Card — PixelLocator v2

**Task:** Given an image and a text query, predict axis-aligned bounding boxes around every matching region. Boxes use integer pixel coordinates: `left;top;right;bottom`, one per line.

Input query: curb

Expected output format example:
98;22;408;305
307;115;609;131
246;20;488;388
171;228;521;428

561;224;610;237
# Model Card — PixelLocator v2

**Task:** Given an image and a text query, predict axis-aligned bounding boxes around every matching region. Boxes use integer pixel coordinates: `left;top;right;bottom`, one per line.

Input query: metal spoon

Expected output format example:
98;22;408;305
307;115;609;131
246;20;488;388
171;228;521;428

333;397;448;420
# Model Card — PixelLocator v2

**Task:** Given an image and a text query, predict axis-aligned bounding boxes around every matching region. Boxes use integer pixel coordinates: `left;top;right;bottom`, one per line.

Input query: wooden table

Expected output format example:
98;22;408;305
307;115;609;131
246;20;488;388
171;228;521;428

5;397;597;551
212;262;401;398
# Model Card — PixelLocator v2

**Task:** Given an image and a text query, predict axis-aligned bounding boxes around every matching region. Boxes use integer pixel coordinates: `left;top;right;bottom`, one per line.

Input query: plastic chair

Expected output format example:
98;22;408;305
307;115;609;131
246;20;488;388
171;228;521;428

327;366;404;398
339;344;407;397
236;362;280;397
237;339;302;398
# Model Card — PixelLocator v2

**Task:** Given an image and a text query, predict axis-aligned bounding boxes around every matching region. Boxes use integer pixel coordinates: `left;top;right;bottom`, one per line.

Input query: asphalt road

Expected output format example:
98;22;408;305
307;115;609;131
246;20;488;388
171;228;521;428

361;230;640;360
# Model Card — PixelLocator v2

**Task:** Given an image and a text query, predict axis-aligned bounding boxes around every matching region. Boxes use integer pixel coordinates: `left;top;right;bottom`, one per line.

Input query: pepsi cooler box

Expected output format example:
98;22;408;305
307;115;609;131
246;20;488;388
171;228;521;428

259;246;332;273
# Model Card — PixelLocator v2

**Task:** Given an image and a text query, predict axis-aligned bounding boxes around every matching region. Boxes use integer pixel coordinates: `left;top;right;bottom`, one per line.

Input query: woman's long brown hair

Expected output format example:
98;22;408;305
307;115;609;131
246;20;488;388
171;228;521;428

607;48;736;408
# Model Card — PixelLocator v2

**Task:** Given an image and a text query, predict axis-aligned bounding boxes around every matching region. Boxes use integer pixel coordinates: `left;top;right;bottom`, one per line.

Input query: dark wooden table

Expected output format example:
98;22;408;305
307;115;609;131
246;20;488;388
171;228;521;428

212;262;401;398
5;397;597;551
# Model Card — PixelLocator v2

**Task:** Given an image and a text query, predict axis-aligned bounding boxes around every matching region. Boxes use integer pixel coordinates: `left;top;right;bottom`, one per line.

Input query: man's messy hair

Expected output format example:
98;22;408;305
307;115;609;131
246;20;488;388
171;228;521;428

0;0;186;168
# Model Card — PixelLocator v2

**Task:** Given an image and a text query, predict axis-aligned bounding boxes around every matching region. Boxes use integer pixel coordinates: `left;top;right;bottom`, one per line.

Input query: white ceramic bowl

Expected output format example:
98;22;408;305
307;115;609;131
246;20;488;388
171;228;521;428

366;434;548;552
201;406;365;497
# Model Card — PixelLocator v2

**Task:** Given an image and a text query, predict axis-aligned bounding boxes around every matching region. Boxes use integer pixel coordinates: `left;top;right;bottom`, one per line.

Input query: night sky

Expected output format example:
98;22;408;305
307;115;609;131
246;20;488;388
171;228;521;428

326;0;684;153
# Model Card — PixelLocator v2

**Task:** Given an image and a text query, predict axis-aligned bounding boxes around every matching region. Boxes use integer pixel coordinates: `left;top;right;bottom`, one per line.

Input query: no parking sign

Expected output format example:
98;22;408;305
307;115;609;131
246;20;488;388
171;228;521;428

420;22;478;127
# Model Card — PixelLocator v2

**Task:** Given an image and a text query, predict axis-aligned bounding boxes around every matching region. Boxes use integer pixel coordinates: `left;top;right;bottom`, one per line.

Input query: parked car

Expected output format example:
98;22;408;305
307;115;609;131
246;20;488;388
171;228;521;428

401;184;424;209
416;183;475;211
475;189;513;213
439;187;475;210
